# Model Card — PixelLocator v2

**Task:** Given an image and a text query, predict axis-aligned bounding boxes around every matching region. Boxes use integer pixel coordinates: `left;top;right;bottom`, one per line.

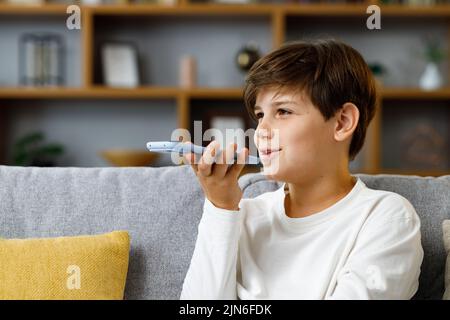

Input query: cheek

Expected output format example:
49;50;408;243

283;122;314;147
282;121;328;157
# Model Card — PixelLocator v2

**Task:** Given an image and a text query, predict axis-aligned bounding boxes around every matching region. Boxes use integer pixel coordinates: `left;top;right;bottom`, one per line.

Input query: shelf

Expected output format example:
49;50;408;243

0;86;243;99
92;3;274;16
1;3;450;17
187;87;242;99
0;86;181;99
0;86;244;99
3;86;450;101
376;4;450;17
284;4;450;17
0;3;68;15
381;87;450;100
283;3;376;16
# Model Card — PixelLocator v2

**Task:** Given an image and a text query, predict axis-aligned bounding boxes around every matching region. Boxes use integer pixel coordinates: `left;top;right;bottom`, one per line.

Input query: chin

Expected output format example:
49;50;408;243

258;149;284;179
260;162;285;181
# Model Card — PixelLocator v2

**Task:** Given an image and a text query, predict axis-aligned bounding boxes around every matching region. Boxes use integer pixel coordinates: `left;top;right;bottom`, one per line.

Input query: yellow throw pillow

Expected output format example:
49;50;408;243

0;231;130;300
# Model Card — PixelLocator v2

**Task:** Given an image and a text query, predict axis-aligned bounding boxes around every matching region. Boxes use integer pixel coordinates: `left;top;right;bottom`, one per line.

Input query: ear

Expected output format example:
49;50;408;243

334;102;359;142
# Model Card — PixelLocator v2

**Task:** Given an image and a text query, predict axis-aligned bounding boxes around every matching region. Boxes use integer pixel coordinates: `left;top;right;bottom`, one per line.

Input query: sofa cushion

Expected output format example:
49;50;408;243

0;231;130;300
239;172;450;300
443;220;450;300
1;165;448;300
0;164;204;300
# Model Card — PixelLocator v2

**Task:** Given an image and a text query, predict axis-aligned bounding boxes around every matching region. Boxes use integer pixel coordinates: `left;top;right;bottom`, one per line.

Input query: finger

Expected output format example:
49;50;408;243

183;152;198;172
228;147;248;179
213;142;236;178
226;142;237;165
206;141;220;165
182;141;198;169
198;141;218;177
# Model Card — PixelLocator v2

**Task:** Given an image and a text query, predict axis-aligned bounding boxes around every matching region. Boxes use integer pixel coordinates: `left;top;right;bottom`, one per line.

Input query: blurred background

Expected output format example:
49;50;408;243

0;0;449;177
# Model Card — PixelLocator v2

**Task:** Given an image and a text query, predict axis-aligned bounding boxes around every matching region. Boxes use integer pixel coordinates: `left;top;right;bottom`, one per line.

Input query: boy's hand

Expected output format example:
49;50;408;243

183;140;249;211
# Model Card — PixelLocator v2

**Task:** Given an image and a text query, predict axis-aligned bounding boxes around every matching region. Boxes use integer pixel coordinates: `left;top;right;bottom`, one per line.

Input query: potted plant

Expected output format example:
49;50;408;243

11;131;65;167
419;35;446;90
368;62;387;86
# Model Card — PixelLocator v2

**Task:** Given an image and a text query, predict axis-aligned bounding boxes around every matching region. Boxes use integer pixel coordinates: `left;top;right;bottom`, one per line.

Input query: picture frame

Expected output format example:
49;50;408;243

7;0;43;4
204;109;254;151
101;41;140;88
19;33;65;87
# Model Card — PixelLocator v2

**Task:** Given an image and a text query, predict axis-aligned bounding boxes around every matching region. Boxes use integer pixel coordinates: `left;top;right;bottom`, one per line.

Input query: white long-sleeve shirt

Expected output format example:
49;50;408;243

180;176;424;300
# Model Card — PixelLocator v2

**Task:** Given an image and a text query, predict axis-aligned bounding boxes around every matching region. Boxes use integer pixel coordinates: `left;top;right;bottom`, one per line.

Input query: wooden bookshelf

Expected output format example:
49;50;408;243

0;2;449;17
0;1;449;176
0;86;181;99
0;3;68;15
381;87;450;100
3;86;450;100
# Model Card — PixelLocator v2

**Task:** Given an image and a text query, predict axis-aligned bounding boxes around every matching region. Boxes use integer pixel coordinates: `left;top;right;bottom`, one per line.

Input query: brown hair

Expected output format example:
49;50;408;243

243;39;378;161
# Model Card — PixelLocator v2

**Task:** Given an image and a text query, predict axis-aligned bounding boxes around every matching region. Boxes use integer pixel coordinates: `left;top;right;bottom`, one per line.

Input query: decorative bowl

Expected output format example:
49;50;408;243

99;149;160;167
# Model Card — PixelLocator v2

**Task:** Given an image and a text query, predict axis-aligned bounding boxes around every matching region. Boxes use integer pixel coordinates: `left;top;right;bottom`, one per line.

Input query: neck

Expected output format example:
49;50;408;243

284;170;356;219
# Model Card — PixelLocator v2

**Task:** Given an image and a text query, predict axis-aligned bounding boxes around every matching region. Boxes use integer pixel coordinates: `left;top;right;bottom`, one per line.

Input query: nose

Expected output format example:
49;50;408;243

255;117;274;140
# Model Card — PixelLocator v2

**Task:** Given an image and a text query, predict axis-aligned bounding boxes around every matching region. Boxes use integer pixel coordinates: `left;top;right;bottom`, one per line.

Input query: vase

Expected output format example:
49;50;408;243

419;62;442;90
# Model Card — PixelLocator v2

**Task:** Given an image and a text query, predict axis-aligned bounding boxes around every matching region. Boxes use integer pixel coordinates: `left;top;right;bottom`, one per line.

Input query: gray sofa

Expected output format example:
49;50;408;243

0;164;449;300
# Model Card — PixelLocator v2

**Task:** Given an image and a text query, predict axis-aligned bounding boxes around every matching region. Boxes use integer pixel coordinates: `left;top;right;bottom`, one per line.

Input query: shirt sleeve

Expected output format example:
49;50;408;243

180;197;242;300
326;195;424;300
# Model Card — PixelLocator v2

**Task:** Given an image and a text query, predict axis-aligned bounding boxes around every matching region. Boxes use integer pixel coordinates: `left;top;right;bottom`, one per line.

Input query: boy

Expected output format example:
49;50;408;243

180;39;423;299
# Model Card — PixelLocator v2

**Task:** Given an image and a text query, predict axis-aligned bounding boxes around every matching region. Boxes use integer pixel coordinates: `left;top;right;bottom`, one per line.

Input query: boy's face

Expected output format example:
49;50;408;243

253;85;342;182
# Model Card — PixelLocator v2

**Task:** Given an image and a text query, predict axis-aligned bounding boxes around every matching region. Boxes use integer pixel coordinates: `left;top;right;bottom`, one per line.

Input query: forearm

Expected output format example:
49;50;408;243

180;198;242;300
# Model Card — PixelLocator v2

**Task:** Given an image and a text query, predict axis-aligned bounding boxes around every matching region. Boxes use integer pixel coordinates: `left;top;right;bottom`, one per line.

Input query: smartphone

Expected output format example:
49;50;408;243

146;141;260;165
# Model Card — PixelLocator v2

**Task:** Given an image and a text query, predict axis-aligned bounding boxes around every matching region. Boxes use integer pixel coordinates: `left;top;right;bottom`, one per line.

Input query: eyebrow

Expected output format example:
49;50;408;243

254;100;299;111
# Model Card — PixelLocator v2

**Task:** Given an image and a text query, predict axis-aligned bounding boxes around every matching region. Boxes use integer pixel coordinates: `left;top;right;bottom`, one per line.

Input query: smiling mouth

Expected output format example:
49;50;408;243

260;149;282;156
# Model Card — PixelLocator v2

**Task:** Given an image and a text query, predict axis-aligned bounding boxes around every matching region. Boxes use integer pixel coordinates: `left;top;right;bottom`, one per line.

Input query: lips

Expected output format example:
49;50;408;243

259;148;281;161
260;149;281;155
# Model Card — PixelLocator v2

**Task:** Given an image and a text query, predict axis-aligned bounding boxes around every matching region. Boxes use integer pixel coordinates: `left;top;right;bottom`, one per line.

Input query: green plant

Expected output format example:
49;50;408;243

12;131;65;167
423;35;446;64
368;62;386;77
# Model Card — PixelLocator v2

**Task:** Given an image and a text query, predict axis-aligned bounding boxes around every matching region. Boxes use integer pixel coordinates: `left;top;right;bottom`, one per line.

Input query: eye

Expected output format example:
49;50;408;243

254;112;263;119
277;109;292;116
